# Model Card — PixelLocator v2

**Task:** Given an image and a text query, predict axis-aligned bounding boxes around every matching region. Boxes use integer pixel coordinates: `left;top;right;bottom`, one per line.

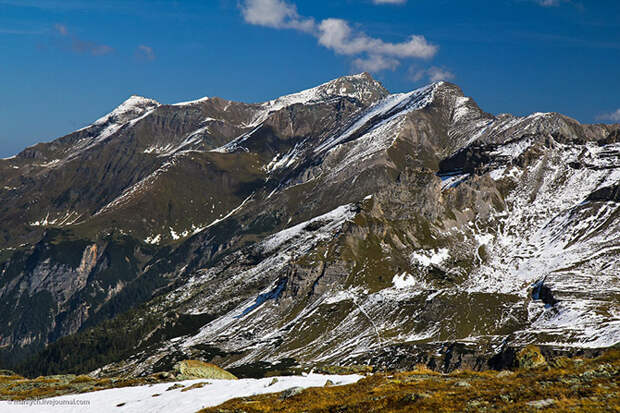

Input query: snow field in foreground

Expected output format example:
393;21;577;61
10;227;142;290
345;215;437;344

0;374;363;413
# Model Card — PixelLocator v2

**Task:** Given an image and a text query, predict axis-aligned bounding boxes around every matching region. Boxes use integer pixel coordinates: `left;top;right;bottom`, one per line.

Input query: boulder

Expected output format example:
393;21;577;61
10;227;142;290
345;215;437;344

517;346;547;369
280;386;304;400
172;360;237;380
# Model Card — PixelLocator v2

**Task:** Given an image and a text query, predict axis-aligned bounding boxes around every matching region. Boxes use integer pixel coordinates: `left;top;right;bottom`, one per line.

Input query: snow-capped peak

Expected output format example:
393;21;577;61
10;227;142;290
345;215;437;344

244;72;389;128
265;72;386;109
92;95;161;127
171;96;210;106
69;95;160;151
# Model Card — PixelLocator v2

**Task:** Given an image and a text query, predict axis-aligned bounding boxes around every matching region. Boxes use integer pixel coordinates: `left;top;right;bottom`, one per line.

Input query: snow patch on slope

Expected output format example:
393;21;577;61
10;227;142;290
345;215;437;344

410;248;449;267
262;204;356;254
315;83;437;154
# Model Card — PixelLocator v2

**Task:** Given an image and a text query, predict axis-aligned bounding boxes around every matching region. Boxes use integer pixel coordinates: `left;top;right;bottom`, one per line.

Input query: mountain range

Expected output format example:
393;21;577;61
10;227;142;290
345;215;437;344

0;73;618;376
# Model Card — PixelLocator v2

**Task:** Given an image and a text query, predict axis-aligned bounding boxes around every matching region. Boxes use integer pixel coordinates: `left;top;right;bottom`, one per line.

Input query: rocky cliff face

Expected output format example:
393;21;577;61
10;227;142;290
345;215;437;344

0;73;618;375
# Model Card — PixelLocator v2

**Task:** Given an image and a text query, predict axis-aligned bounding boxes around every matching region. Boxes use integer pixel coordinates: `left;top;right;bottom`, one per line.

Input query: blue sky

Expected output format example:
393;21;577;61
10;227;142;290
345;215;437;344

1;0;619;157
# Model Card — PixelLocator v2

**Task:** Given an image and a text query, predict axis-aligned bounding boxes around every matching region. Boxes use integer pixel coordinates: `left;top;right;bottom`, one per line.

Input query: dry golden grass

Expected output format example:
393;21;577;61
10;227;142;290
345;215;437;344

199;350;620;413
0;375;154;401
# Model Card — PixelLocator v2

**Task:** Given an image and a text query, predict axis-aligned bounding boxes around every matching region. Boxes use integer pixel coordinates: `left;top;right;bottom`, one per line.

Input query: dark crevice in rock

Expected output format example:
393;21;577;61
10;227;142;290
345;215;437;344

587;184;620;202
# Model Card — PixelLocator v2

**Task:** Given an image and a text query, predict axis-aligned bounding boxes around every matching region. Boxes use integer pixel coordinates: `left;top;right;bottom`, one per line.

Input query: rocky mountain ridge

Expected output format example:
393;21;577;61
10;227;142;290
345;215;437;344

0;73;618;376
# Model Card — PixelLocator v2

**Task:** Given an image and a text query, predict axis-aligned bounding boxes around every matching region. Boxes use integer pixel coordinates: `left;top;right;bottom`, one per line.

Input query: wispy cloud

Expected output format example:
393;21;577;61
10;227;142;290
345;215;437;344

52;23;114;56
372;0;407;4
597;109;620;123
409;66;455;82
353;55;399;72
532;0;582;9
136;44;155;61
536;0;563;6
53;23;68;36
427;66;455;82
71;39;113;55
239;0;437;73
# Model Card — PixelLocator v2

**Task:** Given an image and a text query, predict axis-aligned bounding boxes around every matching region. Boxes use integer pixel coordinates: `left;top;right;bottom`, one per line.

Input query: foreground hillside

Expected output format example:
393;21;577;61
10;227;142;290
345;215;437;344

0;349;618;412
202;349;620;413
0;73;618;377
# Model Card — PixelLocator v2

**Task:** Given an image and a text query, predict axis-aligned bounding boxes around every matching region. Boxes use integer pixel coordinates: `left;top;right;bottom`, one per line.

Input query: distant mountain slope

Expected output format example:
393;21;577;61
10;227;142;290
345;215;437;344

0;73;618;376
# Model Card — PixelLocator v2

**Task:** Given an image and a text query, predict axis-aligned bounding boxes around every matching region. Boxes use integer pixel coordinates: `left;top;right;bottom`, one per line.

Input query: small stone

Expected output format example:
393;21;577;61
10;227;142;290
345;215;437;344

497;370;514;378
181;382;208;392
455;381;471;387
152;393;161;397
527;399;555;409
402;392;431;402
268;377;279;386
280;386;304;400
324;379;335;387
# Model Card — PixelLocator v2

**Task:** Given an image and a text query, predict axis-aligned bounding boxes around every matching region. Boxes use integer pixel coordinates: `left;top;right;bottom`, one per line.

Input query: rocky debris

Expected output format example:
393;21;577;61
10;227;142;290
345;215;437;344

172;360;237;380
314;365;374;375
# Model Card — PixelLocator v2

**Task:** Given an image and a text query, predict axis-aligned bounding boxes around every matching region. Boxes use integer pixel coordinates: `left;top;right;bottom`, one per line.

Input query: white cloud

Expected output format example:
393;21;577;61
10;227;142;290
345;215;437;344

317;18;436;59
239;0;437;73
353;55;400;72
240;0;315;33
409;66;455;83
427;66;455;82
597;109;620;123
373;0;407;4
